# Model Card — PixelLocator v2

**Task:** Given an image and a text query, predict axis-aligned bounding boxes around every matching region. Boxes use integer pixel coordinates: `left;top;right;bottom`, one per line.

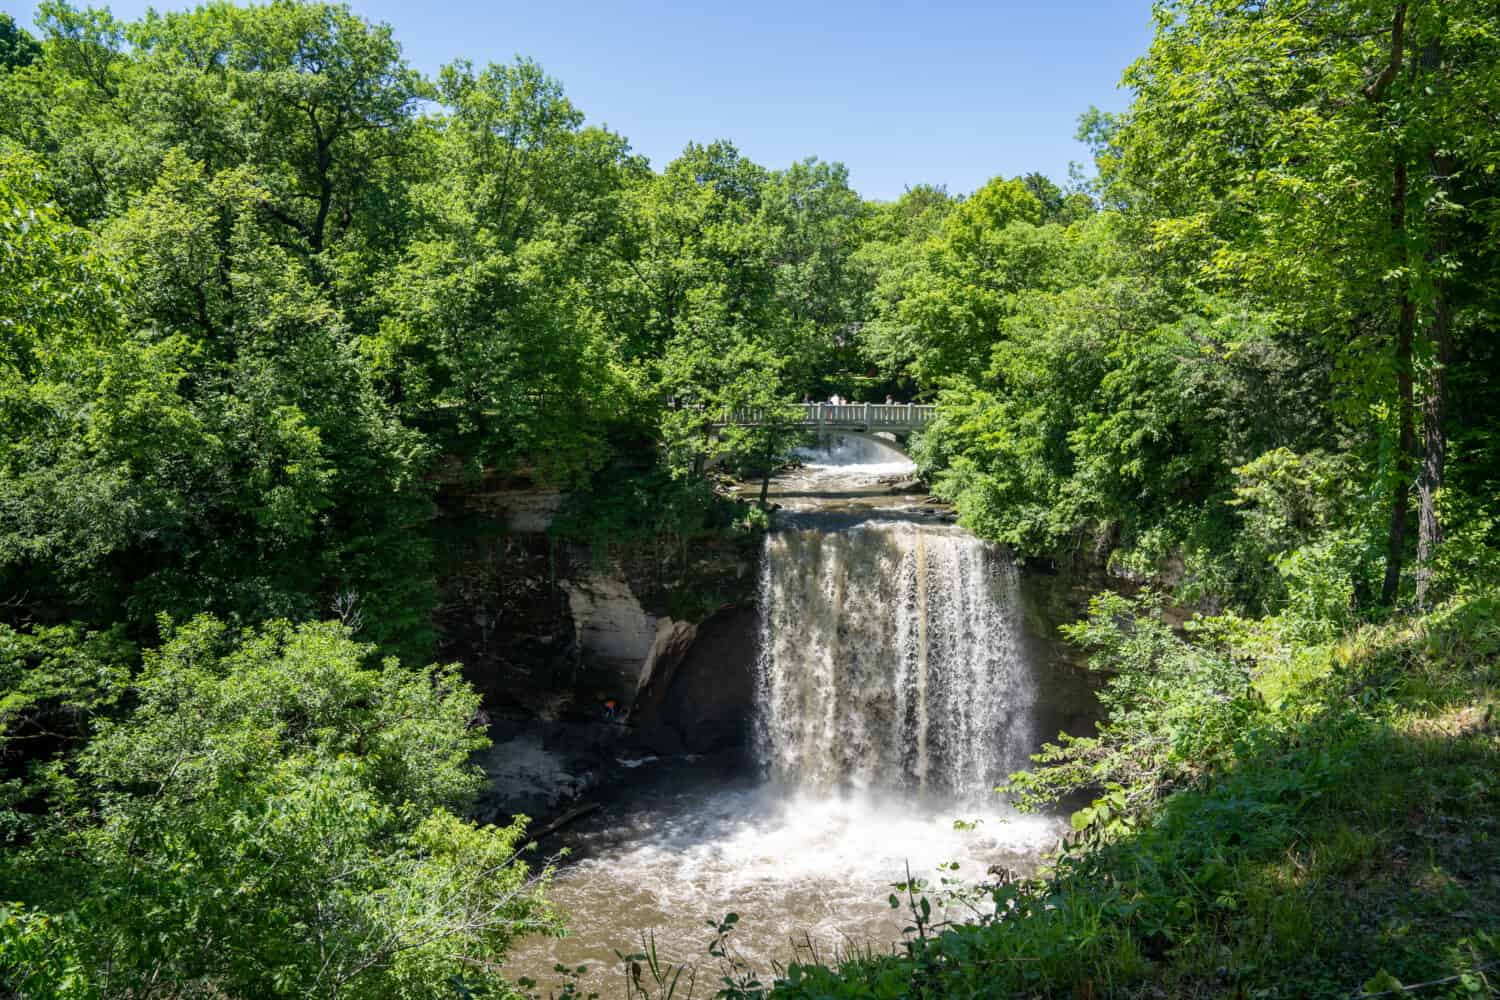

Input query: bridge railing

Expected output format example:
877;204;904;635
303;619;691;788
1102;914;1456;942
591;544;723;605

726;402;936;429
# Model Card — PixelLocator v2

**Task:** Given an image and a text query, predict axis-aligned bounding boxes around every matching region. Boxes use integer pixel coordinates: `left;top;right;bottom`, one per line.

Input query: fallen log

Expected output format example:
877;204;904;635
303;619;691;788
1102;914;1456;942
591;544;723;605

531;801;601;840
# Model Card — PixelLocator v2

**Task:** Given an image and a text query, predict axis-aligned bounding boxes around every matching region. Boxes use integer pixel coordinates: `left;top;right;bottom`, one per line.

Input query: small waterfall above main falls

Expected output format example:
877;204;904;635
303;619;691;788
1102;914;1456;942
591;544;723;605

792;434;911;472
755;517;1037;801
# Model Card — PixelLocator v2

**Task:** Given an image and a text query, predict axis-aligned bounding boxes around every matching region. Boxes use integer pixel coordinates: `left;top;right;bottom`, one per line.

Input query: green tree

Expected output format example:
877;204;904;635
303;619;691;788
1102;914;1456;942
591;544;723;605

126;0;424;264
1;5;439;656
371;58;638;484
1111;0;1500;606
853;184;953;381
614;141;806;476
857;176;1056;384
1;616;558;998
761;158;870;389
0;13;40;70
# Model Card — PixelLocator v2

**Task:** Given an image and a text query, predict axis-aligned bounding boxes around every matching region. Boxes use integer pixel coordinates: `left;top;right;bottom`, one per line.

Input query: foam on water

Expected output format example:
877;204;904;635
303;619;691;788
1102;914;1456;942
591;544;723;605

793;435;915;476
509;778;1061;981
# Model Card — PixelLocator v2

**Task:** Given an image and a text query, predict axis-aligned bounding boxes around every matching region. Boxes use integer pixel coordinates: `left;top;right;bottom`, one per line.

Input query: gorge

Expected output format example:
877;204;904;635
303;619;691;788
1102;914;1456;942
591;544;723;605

6;4;1497;993
501;438;1096;987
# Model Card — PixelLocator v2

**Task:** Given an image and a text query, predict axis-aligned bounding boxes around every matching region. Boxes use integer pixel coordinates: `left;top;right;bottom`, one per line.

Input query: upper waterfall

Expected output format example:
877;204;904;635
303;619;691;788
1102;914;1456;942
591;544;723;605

754;516;1037;801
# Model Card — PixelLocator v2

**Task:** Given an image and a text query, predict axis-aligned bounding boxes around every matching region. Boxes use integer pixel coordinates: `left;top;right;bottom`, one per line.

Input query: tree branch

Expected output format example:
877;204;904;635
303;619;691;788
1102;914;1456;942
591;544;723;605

1363;2;1407;102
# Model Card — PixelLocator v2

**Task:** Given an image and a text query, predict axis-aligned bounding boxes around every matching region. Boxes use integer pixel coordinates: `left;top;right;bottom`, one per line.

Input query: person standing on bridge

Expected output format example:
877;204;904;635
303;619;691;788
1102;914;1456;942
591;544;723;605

884;394;893;404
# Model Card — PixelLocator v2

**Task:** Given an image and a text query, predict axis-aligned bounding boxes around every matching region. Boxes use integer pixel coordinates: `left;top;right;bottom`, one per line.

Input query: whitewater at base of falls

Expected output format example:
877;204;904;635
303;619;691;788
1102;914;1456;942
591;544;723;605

505;757;1062;986
506;440;1081;991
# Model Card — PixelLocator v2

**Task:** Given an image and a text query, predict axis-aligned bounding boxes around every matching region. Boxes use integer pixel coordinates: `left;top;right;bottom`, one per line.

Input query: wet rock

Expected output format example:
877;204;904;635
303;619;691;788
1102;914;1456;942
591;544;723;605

470;720;613;827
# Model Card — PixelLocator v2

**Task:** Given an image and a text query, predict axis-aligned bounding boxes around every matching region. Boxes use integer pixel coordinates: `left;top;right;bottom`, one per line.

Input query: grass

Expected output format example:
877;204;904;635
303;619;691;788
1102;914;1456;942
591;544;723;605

757;590;1500;999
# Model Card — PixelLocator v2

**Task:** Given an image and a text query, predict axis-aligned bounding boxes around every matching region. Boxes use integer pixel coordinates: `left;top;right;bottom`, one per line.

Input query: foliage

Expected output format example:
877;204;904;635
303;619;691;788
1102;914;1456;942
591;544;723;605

3;0;1499;996
914;271;1343;614
550;467;767;586
0;14;40;71
0;616;559;998
1006;591;1258;820
893;0;1500;620
0;622;133;847
1;16;437;655
371;57;636;485
0;3;880;657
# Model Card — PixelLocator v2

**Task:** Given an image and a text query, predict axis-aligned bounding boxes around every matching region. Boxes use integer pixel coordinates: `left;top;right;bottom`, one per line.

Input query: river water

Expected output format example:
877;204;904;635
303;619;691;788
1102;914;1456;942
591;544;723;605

508;436;1086;991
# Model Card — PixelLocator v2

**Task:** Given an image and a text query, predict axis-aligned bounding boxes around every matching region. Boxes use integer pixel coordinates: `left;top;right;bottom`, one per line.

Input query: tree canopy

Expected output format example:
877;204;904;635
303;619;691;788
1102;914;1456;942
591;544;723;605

2;0;1499;995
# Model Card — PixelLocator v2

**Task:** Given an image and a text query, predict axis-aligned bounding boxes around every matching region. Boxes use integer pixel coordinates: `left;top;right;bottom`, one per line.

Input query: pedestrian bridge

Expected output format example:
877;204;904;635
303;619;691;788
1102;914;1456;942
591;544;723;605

726;402;936;433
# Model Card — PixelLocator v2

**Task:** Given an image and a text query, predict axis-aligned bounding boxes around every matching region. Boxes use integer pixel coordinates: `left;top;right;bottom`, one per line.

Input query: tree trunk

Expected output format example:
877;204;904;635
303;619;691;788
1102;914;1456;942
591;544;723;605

1414;33;1453;610
1415;284;1449;608
1380;157;1415;607
1416;134;1455;608
757;434;778;508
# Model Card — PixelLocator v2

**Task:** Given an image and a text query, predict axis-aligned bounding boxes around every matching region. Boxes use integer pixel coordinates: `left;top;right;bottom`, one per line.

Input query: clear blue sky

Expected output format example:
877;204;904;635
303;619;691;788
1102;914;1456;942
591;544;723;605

2;0;1156;201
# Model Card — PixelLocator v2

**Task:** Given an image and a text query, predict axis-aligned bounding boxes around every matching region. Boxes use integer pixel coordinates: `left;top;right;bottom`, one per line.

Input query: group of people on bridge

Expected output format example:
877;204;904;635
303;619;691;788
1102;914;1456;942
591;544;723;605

804;393;897;406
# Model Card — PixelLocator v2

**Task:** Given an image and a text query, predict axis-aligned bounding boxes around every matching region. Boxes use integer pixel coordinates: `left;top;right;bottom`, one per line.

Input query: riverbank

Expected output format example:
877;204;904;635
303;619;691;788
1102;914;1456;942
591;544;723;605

762;591;1500;999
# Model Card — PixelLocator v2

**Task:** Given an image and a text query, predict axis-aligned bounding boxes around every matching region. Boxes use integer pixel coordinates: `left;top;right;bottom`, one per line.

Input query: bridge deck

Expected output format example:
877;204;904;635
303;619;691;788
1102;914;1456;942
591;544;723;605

728;402;935;432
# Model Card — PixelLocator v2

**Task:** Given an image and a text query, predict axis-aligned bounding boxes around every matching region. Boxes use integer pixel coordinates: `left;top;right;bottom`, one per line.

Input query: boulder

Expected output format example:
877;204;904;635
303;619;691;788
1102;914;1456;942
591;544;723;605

564;567;658;692
628;605;759;754
632;617;699;708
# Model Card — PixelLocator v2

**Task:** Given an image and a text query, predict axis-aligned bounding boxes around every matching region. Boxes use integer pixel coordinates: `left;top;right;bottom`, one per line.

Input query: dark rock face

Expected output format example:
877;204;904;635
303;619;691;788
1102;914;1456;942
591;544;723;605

433;484;764;749
628;605;760;754
1012;560;1106;737
432;523;582;717
1015;561;1098;676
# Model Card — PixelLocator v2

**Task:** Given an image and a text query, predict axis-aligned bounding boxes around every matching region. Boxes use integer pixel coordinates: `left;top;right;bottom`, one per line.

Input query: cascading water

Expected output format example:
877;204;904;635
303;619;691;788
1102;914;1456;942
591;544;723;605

755;519;1036;800
507;437;1087;989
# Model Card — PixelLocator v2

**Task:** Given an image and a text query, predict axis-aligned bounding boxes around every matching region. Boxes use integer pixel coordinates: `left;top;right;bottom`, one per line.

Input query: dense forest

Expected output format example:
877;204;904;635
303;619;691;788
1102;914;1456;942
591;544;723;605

2;0;1499;997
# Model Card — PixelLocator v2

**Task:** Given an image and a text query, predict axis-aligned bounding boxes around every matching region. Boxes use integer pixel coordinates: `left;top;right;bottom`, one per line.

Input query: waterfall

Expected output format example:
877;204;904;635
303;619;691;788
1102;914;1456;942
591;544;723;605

754;518;1037;801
